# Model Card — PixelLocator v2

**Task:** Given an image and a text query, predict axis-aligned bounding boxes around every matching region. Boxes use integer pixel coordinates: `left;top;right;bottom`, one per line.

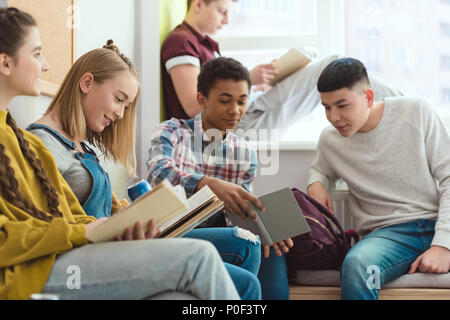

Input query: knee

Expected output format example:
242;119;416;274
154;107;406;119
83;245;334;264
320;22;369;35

341;249;374;280
186;238;221;261
232;227;261;266
241;272;262;300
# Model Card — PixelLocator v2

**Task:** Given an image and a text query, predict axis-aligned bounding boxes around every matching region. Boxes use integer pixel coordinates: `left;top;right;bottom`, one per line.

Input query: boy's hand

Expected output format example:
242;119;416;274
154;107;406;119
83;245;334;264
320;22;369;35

408;246;450;274
250;59;279;87
307;182;334;213
197;177;265;220
263;238;294;258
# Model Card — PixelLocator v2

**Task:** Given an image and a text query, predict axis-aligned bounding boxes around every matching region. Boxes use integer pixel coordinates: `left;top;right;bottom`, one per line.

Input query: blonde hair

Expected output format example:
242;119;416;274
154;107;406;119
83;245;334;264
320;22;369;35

46;40;140;175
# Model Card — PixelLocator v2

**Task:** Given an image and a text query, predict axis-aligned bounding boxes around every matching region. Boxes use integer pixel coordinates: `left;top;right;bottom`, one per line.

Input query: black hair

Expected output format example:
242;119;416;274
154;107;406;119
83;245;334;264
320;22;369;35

197;57;252;97
317;57;371;93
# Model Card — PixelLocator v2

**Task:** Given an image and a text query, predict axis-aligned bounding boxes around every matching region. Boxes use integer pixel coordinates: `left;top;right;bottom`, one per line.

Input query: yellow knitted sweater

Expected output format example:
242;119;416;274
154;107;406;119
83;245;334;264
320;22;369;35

0;110;95;300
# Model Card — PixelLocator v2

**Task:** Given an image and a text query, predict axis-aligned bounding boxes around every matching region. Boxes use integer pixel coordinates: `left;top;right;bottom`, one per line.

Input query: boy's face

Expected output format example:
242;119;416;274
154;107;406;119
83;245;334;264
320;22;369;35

198;78;249;135
197;0;235;35
320;87;373;137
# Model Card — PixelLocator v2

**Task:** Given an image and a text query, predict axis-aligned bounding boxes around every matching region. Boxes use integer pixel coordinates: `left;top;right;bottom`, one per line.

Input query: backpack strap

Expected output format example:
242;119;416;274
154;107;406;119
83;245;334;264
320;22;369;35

291;188;352;252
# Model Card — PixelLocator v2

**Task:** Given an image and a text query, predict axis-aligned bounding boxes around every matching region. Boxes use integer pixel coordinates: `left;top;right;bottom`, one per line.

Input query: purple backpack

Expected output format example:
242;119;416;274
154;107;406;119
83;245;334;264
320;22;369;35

286;188;359;276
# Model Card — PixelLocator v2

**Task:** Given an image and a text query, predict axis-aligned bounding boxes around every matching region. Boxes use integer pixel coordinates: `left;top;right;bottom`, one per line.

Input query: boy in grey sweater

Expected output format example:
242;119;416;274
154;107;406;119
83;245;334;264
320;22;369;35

307;58;450;300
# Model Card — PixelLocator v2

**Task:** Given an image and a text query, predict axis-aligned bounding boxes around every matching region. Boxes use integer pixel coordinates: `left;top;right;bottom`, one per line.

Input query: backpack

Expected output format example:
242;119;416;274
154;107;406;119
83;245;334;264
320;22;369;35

286;188;359;277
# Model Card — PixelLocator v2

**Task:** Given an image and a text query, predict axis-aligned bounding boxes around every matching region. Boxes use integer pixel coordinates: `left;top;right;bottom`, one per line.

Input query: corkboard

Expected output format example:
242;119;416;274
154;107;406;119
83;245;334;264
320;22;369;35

7;0;76;96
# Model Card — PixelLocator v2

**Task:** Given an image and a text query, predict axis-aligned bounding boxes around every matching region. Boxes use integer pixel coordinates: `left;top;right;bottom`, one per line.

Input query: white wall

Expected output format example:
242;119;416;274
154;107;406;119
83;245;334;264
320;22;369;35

254;149;316;196
9;0;143;200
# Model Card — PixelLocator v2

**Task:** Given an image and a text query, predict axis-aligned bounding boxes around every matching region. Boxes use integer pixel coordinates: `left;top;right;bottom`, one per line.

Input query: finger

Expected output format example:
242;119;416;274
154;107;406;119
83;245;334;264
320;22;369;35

124;227;133;241
146;219;158;239
232;194;257;221
228;197;246;219
134;221;145;240
263;245;271;259
114;235;122;242
326;197;335;214
245;193;265;212
277;241;289;254
408;256;422;274
285;238;294;248
272;243;282;257
223;200;238;217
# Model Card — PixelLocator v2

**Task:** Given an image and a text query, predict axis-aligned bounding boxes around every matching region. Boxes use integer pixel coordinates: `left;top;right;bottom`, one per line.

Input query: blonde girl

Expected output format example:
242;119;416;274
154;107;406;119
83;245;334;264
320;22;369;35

0;7;239;300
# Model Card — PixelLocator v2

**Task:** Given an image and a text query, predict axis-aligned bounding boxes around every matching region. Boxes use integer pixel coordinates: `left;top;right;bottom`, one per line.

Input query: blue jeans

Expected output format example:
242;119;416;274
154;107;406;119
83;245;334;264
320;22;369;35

340;219;436;300
185;227;262;300
42;238;240;300
258;248;289;300
186;227;290;300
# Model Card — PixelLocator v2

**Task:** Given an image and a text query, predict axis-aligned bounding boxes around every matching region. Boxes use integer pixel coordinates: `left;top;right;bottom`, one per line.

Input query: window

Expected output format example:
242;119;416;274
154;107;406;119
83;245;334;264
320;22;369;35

215;0;344;143
216;0;450;143
345;0;450;113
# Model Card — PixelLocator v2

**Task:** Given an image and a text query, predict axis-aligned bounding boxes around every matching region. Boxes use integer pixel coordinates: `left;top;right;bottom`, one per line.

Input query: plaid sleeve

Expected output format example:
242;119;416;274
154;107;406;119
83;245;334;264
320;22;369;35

147;121;205;196
241;147;258;194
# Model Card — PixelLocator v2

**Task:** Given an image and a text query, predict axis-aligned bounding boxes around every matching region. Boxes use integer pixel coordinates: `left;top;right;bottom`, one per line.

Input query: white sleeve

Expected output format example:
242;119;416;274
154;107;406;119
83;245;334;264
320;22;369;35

422;99;450;249
165;55;200;72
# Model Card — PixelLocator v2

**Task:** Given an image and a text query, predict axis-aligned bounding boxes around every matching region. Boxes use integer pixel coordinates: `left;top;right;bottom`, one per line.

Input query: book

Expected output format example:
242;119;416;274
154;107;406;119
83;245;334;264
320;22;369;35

229;187;311;245
157;185;224;238
84;180;223;243
270;48;311;85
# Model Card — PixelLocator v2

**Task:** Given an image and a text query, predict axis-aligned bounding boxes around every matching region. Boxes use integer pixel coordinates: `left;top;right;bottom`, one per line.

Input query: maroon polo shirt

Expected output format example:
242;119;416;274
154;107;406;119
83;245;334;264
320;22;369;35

161;21;220;120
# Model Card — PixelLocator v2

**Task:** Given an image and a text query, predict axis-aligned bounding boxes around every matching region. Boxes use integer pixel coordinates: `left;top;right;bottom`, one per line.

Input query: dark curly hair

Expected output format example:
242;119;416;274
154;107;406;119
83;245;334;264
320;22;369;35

197;57;252;97
317;57;371;93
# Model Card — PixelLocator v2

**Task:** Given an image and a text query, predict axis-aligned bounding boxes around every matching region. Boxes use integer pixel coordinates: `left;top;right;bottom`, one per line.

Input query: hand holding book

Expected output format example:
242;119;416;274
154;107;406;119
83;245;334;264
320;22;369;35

196;176;265;221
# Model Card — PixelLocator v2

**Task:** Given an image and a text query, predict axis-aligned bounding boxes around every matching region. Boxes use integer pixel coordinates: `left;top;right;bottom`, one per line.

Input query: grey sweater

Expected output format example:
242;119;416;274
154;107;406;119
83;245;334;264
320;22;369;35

28;127;92;206
308;97;450;250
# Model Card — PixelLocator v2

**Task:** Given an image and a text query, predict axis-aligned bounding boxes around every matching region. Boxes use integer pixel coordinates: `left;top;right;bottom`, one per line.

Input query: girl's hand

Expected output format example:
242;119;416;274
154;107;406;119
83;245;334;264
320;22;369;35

86;217;109;232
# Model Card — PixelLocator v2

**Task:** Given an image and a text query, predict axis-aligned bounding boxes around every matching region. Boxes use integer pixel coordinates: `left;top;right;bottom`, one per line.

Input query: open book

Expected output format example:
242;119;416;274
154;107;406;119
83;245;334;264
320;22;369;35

85;180;224;243
229;187;310;245
270;48;311;85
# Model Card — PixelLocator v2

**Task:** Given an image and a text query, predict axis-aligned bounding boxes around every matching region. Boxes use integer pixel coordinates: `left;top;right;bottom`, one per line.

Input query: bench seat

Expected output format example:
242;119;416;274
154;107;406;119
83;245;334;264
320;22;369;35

289;270;450;300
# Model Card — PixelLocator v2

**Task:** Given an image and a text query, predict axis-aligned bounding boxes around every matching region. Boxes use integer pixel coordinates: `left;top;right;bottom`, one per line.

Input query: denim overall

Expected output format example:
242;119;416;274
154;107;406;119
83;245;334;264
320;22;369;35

27;124;112;218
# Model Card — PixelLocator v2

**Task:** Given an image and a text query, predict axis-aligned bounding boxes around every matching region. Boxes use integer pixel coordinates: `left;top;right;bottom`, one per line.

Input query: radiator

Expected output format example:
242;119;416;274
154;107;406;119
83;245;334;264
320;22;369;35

332;190;354;231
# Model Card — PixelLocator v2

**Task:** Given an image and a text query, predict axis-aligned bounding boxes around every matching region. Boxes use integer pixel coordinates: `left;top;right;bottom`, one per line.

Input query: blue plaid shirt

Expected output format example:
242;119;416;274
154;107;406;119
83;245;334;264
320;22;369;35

147;114;258;197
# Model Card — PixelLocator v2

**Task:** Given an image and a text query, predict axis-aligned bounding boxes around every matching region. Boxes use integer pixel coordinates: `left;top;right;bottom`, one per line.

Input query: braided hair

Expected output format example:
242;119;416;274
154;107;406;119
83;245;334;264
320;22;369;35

0;8;63;222
103;39;135;69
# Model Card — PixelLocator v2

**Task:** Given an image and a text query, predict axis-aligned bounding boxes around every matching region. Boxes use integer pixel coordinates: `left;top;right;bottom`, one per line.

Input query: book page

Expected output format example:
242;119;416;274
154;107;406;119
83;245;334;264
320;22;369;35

159;185;215;232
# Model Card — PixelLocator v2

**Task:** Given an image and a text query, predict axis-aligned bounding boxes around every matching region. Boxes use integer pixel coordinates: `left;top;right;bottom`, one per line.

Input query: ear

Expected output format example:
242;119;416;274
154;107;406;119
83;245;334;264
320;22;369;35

197;91;207;110
0;53;13;77
79;73;95;94
193;0;204;12
364;88;375;108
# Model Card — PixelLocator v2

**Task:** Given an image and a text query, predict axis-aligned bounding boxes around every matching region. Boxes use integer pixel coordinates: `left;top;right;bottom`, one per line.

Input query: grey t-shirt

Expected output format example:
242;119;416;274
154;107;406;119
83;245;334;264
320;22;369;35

308;97;450;250
28;127;92;205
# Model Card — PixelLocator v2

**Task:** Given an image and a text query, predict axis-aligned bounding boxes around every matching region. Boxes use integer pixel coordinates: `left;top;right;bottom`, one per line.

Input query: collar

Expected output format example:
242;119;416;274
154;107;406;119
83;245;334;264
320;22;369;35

26;123;92;154
181;21;220;54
